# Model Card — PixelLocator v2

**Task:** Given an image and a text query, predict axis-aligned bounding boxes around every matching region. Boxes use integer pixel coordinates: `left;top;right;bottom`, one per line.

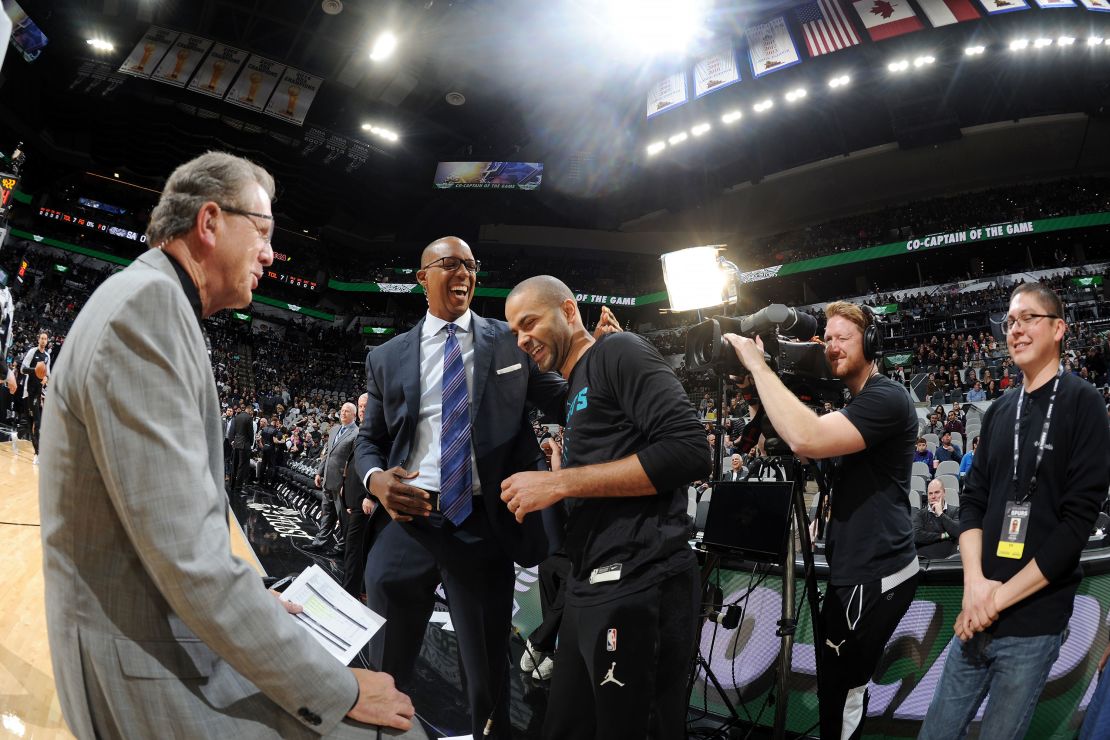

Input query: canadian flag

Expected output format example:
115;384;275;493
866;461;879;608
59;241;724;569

851;0;924;41
917;0;981;25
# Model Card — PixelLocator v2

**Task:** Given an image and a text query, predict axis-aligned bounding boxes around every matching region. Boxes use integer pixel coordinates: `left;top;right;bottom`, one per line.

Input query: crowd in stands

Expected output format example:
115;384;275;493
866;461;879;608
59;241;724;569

744;177;1110;269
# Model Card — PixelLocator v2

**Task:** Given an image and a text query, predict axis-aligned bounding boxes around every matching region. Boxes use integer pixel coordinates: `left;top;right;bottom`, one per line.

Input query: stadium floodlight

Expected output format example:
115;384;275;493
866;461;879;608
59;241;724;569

965;45;986;56
668;131;688;145
661;245;728;312
599;0;707;55
1058;36;1075;46
1010;39;1030;51
691;122;711;136
888;59;910;73
1088;36;1104;46
361;123;399;142
86;39;114;52
646;141;666;156
369;31;398;61
913;54;935;68
784;88;807;102
753;99;773;112
721;110;743;124
828;74;851;88
1033;38;1053;49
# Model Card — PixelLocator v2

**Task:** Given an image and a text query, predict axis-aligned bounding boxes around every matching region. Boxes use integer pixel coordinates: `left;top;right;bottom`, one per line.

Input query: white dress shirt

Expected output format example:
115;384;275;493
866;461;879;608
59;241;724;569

363;310;482;496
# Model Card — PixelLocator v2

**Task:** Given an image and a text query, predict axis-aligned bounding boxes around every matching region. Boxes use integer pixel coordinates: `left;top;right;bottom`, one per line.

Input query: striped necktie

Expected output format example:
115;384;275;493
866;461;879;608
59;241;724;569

439;323;472;525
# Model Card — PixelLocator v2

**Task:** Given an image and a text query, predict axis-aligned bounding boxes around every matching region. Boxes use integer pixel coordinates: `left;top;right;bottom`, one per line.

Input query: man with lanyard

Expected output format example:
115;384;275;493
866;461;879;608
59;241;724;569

725;301;919;740
501;276;708;739
920;283;1109;739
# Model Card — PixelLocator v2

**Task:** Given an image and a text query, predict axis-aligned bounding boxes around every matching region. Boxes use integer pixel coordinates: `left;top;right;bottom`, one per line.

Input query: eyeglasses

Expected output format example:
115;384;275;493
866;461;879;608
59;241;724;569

219;204;273;246
1001;313;1059;334
420;255;480;273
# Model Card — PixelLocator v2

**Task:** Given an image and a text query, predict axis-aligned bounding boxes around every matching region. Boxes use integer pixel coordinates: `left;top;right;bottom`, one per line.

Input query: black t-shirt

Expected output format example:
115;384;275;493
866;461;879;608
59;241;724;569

260;426;277;449
826;374;919;586
960;374;1110;637
561;332;709;606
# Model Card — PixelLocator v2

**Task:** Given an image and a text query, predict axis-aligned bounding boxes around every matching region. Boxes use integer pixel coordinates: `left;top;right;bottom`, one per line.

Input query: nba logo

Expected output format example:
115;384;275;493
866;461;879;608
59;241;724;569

606;628;617;652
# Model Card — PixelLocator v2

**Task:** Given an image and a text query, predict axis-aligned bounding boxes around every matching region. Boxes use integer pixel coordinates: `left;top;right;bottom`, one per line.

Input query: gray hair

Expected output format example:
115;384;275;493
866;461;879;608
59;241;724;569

146;151;275;247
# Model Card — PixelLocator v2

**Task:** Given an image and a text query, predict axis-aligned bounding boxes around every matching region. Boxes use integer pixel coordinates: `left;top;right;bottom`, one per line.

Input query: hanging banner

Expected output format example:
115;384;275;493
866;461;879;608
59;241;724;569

263;67;323;126
3;0;49;62
646;72;688;119
746;16;802;78
851;0;925;40
1079;0;1110;10
433;162;543;190
118;25;178;78
187;43;249;98
693;46;741;98
224;54;286;113
0;173;17;208
975;0;1030;13
1033;0;1074;6
150;33;212;87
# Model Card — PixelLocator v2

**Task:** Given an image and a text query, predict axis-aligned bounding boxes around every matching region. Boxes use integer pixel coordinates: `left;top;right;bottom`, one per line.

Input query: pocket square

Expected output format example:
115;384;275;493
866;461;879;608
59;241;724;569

496;363;522;375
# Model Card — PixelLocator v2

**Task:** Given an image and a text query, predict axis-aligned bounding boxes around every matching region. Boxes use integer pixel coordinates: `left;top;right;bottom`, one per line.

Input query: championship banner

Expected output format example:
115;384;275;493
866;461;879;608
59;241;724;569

186;43;248;98
118;26;178;78
1033;0;1075;6
224;54;286;113
1079;0;1110;10
0;173;17;208
745;16;801;78
150;34;212;87
263;67;323;126
646;72;688;119
851;0;925;40
3;0;48;62
975;0;1030;13
693;46;741;98
433;162;543;190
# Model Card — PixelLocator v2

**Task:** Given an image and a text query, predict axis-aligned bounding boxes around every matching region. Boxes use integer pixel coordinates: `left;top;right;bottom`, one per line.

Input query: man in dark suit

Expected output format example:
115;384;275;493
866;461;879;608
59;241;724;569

341;392;389;597
353;236;617;739
308;401;358;553
721;452;748;481
229;405;254;491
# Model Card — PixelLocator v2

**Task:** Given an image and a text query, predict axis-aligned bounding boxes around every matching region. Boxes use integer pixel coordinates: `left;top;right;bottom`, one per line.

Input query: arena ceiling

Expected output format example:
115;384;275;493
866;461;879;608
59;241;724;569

1;0;1109;252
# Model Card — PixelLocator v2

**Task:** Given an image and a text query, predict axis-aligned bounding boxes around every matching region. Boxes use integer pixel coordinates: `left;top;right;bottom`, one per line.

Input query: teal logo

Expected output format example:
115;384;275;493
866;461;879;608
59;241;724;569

566;387;588;423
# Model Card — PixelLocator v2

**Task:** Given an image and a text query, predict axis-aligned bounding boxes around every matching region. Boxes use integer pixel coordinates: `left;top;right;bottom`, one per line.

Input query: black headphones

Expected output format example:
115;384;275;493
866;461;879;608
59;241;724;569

861;305;883;362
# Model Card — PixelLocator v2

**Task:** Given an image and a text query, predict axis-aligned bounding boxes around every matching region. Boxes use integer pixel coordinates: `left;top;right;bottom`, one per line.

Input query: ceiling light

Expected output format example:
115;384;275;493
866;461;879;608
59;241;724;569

965;45;986;56
113;172;120;178
721;110;743;124
668;132;688;145
753;99;773;113
828;74;850;88
913;55;935;67
369;31;397;61
690;122;711;136
1088;36;1104;46
646;141;666;155
785;88;807;102
86;39;114;52
1058;36;1075;46
1010;39;1030;51
361;123;399;142
1033;38;1053;49
601;0;708;55
888;59;909;73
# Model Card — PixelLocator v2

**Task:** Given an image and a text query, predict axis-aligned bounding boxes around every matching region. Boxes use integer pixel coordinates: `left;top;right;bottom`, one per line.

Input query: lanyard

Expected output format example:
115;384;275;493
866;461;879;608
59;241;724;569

1011;365;1061;503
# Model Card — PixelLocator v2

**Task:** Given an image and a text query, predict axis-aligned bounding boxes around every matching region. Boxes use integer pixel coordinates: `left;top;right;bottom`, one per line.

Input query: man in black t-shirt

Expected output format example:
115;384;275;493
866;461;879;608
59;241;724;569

20;330;51;464
726;300;919;740
502;276;708;740
920;284;1109;740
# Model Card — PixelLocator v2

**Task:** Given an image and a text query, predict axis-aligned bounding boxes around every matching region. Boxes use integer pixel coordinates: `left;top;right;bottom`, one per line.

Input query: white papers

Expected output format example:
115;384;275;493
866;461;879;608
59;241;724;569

283;564;385;665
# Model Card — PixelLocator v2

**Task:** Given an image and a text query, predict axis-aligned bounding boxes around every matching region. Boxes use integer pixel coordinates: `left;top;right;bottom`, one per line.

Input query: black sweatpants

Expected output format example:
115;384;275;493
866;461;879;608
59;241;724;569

529;550;572;652
817;571;919;740
543;565;699;740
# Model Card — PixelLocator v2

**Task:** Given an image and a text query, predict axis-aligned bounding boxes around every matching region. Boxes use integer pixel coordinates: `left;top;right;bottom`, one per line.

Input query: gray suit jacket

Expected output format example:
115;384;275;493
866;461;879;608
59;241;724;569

317;423;357;492
38;249;360;738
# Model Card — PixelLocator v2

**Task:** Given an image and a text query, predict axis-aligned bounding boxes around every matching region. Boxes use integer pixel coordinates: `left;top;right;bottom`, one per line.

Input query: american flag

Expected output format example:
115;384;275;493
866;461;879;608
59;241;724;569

797;0;861;57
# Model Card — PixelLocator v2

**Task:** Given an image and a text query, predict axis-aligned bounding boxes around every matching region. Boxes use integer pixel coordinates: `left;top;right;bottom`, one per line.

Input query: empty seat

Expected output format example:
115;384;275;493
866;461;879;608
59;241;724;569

908;491;922;510
911;475;927;494
912;462;932;480
936;460;961;478
950;432;963;450
923;433;939;447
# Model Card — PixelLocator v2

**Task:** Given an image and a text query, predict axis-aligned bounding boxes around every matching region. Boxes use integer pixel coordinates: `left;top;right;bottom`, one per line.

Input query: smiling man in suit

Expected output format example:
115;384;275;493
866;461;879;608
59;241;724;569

309;401;359;554
38;151;422;739
353;236;618;739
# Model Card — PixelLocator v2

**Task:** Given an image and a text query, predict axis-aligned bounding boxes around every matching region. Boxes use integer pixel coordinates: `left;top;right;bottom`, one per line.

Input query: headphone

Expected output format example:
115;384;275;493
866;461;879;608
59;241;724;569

861;305;883;362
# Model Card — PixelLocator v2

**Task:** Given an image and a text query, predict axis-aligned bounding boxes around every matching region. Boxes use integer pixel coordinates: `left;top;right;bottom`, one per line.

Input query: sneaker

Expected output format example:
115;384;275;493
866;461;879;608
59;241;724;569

520;640;544;673
32;454;39;465
531;656;554;681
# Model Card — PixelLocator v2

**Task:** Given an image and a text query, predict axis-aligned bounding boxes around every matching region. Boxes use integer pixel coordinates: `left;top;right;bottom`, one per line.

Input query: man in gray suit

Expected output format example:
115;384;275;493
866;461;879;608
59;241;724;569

309;401;358;554
39;151;424;739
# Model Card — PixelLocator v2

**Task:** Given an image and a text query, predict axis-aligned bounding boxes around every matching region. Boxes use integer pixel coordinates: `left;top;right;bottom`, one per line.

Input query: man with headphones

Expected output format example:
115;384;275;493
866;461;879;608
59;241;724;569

725;301;919;740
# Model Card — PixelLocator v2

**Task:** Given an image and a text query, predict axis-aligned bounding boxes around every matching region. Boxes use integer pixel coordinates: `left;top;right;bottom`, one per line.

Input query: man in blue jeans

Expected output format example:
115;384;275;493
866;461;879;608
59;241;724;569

920;283;1109;739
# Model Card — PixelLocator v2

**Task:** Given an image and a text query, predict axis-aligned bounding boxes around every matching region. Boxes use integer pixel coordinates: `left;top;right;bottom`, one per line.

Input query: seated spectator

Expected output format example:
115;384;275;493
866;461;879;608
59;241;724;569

943;410;965;435
959;436;978;479
966;381;986;402
933;431;963;470
985;378;1001;399
721;453;747;482
913;478;960;559
926;413;946;437
913;437;935;471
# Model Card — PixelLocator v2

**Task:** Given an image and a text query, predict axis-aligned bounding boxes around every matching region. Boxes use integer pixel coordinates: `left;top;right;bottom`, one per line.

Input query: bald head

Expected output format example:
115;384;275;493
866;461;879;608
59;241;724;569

507;275;575;309
421;236;469;268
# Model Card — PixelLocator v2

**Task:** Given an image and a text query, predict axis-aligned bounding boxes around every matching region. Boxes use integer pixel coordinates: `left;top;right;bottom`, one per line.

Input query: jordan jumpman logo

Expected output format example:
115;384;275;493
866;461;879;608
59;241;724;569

599;662;625;687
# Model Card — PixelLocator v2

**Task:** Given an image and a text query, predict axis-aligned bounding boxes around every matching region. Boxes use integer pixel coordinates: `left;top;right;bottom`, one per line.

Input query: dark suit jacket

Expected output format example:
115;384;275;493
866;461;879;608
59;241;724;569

353;313;566;567
316;423;356;492
229;411;254;450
